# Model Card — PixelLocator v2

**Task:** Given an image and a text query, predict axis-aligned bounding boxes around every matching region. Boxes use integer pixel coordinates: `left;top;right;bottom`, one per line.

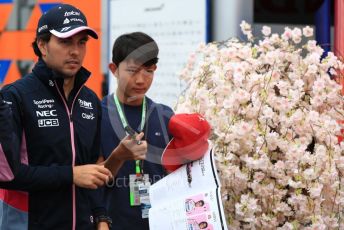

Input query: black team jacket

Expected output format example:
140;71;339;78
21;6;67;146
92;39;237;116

0;59;105;230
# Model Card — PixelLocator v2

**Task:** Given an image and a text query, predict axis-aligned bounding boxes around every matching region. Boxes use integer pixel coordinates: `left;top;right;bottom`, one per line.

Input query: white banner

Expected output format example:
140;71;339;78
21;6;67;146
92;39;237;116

108;0;209;107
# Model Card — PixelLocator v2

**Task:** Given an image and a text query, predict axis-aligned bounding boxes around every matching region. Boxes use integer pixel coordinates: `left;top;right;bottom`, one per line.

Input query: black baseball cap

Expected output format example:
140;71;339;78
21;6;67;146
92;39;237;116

36;4;98;39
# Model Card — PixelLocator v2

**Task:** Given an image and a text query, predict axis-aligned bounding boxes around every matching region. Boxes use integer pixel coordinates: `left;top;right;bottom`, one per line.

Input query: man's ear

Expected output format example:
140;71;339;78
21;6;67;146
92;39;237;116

37;39;47;57
109;63;118;77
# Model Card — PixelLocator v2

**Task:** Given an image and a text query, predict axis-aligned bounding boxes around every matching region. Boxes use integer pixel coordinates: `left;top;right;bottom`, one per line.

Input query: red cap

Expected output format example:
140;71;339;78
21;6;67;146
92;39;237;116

161;113;211;172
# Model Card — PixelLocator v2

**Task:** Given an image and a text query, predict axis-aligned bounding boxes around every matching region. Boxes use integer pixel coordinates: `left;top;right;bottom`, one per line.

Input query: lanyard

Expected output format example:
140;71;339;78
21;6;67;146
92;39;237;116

113;94;146;132
113;94;146;176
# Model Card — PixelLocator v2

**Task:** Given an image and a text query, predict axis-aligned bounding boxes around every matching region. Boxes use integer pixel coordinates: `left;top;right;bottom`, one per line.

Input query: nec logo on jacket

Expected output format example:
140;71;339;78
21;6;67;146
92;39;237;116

36;110;60;127
36;110;57;117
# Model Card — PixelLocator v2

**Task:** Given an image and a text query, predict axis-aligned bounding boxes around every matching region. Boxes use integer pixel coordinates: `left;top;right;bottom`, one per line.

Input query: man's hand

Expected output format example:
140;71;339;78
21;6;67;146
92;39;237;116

103;132;147;175
97;221;110;230
73;164;112;189
115;132;147;161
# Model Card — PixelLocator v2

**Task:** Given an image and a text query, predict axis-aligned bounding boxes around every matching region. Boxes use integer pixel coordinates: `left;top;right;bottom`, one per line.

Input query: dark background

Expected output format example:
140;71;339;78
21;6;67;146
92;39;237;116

254;0;334;25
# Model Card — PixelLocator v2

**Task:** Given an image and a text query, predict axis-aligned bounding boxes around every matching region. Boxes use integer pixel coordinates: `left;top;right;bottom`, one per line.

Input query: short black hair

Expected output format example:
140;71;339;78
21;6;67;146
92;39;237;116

197;200;205;206
199;221;208;229
111;32;159;67
31;33;52;58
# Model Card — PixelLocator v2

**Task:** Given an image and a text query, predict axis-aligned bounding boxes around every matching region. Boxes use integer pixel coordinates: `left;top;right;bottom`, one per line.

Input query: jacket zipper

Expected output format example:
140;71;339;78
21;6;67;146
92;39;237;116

55;81;84;230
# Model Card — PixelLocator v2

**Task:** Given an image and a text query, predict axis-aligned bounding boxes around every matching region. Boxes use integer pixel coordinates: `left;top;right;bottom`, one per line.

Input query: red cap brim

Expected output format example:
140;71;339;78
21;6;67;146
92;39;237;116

161;138;209;173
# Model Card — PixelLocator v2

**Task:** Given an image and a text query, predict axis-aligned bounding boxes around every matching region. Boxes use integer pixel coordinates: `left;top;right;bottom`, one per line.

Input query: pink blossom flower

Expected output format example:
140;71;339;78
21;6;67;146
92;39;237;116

282;27;292;41
309;184;323;198
253;171;265;182
292;28;302;44
302;26;313;37
176;21;344;228
262;26;271;36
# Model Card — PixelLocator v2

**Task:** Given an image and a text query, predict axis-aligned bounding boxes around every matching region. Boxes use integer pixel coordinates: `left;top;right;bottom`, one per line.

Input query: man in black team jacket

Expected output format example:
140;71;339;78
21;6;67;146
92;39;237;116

0;4;112;230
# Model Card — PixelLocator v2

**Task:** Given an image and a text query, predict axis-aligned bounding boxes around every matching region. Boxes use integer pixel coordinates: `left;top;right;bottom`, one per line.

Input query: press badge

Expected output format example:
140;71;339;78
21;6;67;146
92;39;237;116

139;181;151;219
129;174;150;207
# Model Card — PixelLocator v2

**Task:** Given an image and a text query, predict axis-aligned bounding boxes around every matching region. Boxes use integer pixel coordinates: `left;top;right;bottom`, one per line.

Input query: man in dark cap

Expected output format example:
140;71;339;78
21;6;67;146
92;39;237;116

0;4;112;229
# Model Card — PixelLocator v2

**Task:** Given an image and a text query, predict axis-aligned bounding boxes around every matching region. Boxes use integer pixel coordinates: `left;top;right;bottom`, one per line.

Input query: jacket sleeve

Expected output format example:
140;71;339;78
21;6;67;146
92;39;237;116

88;187;108;221
0;94;18;181
87;99;109;219
0;86;73;191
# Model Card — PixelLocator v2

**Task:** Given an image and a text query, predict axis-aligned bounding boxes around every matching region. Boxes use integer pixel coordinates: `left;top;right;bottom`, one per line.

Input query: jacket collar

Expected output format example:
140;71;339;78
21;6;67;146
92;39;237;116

32;59;91;90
